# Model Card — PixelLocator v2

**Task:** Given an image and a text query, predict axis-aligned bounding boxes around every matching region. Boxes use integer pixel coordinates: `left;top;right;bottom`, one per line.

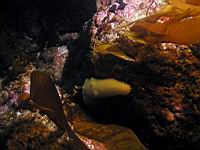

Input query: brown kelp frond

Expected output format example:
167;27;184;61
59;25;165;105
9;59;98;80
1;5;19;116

69;106;148;150
30;71;68;130
128;1;200;45
73;122;148;150
93;43;135;61
184;0;200;5
30;71;89;150
170;0;200;10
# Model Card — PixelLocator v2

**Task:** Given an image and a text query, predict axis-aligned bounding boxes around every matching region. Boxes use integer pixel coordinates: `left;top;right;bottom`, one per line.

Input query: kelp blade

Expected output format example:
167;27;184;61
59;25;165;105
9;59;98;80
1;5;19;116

130;3;200;45
170;0;200;7
30;71;67;130
74;122;148;150
30;71;89;150
93;43;135;61
69;106;148;150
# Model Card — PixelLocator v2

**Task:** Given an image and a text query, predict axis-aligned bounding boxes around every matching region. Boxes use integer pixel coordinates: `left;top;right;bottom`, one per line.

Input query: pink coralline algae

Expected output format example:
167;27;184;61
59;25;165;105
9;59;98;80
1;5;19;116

54;46;69;67
2;66;34;107
93;0;166;42
53;46;69;81
100;0;110;5
9;91;19;107
21;82;30;94
8;82;30;107
0;105;9;115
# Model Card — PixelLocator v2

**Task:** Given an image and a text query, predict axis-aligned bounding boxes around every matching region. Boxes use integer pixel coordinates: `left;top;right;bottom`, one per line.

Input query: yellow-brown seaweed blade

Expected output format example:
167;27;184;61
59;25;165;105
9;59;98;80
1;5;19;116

130;5;200;45
170;0;200;10
30;71;67;130
162;16;200;44
69;107;148;150
185;0;200;5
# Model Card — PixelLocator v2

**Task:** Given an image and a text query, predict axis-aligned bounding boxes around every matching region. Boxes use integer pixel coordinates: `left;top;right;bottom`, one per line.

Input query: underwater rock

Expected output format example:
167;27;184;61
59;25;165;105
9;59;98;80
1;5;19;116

58;32;80;44
37;46;69;82
0;90;9;105
89;36;200;149
6;120;71;150
190;44;200;58
88;1;200;149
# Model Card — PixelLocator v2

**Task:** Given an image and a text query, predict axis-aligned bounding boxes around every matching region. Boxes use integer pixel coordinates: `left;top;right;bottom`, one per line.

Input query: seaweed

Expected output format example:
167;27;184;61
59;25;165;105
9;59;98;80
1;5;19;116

30;71;148;150
124;0;200;45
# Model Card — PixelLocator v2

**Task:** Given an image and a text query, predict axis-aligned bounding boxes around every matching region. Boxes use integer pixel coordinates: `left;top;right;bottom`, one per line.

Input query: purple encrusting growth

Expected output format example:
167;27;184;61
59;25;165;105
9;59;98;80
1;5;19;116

9;91;19;107
5;46;68;108
53;46;69;81
54;46;69;67
0;105;10;125
0;66;34;108
8;81;31;107
100;0;110;5
93;0;166;42
7;84;30;107
22;82;31;94
0;105;9;115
